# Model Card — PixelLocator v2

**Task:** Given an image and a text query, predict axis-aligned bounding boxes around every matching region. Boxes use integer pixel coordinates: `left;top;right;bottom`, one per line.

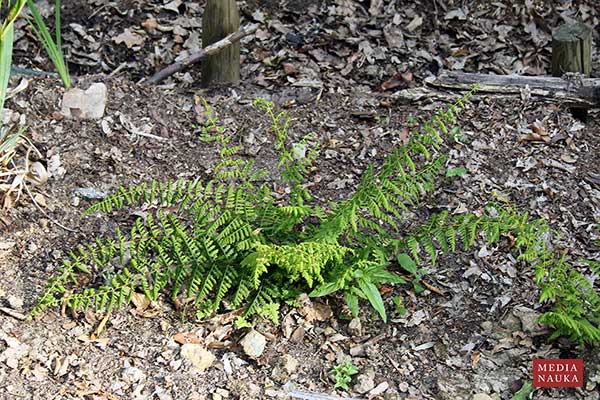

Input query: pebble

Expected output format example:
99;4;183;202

74;187;108;200
122;366;145;383
353;369;376;394
240;330;266;358
348;317;362;336
61;83;107;119
369;381;389;395
6;295;23;310
180;344;215;372
472;394;494;400
283;354;299;373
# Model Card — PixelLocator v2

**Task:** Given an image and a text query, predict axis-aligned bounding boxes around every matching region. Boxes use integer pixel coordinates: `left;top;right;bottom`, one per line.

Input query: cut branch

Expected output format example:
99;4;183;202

395;71;600;108
144;24;258;85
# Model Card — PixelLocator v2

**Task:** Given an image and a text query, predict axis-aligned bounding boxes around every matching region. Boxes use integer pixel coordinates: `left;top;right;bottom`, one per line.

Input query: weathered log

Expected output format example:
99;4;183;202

144;24;257;85
393;71;600;107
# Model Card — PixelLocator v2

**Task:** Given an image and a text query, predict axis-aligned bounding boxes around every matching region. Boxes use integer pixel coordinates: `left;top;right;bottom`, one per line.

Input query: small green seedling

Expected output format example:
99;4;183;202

393;295;407;316
445;166;467;177
331;360;358;390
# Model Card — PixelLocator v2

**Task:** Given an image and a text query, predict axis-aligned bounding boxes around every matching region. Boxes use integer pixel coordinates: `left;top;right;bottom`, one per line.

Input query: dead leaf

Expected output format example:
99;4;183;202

282;63;298;76
141;16;158;32
130;292;150;310
300;301;332;322
406;15;423;32
530;120;548;136
112;29;145;48
173;331;202;345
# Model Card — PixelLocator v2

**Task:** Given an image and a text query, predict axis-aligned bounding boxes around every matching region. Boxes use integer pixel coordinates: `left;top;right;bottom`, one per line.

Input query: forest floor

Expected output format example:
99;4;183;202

1;1;599;399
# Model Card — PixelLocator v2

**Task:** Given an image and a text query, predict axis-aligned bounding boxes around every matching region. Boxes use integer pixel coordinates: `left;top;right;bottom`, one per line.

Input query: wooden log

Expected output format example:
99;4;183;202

201;0;240;86
552;22;592;77
393;71;600;107
144;24;257;85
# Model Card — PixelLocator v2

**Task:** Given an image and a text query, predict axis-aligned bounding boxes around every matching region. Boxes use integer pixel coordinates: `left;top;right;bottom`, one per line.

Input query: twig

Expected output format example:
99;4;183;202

144;24;258;85
421;280;445;296
25;184;77;232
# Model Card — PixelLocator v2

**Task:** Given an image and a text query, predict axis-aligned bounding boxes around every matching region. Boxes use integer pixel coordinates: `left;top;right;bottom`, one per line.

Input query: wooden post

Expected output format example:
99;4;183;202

551;22;592;120
201;0;240;87
552;22;592;77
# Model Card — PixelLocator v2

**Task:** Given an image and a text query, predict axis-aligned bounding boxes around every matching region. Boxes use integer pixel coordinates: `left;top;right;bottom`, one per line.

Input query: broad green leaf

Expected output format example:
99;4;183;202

309;281;342;297
357;279;386;322
397;253;417;275
370;269;406;284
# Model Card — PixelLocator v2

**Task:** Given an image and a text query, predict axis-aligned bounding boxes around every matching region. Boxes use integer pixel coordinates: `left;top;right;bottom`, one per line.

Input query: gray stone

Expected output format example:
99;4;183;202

240;330;266;358
122;366;145;383
180;344;215;372
369;381;389;396
354;369;375;394
282;354;299;373
61;83;107;119
348;317;362;336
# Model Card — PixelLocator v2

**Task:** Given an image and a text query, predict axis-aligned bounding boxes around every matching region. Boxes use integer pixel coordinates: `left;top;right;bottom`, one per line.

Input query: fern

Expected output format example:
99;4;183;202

32;89;598;344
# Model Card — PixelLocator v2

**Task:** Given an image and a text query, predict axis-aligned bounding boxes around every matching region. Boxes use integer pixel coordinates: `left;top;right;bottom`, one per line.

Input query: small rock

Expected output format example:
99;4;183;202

74;187;108;200
122;366;145;383
292;143;307;160
472;394;493;400
6;295;23;309
480;321;493;332
283;354;299;373
180;344;215;372
61;83;107;119
369;381;389;396
348;317;362;336
398;382;409;392
240;330;266;358
354;369;376;394
349;344;365;357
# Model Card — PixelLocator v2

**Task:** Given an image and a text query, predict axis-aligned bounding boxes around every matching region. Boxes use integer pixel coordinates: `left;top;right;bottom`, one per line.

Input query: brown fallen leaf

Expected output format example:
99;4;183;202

530;120;548;136
173;331;203;345
141;16;158;32
518;133;550;143
130;292;150;310
112;29;145;48
282;63;298;76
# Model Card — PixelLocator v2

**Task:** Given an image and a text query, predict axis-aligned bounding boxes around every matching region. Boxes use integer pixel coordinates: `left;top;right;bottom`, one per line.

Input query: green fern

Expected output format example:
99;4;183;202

32;89;598;344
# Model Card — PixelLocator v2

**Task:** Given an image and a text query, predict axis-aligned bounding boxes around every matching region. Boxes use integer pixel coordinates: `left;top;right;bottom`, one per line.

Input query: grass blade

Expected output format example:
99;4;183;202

0;23;14;135
25;0;70;88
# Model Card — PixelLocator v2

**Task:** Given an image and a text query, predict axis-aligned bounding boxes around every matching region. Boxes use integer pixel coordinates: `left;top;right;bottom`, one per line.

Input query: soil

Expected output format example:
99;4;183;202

1;1;599;400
